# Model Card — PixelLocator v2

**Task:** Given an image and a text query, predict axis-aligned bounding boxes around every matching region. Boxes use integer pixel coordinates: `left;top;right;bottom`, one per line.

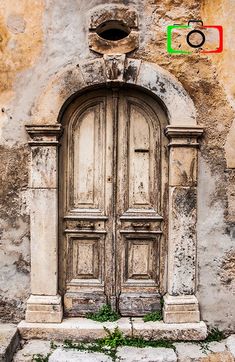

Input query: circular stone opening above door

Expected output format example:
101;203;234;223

88;5;139;55
96;20;130;41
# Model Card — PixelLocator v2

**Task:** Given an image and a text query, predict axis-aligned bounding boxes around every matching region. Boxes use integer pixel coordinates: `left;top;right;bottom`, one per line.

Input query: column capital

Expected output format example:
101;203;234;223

165;126;203;147
25;124;63;146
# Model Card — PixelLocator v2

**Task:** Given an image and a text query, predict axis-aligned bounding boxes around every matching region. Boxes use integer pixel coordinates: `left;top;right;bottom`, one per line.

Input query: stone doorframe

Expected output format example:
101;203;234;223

25;55;203;324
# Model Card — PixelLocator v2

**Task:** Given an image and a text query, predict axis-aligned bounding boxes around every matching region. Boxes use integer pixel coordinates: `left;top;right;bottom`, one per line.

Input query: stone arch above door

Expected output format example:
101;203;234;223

25;55;204;325
32;55;197;127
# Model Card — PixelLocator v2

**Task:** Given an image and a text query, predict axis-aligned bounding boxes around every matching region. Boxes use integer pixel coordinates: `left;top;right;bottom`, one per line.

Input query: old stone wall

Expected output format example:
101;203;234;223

0;0;234;330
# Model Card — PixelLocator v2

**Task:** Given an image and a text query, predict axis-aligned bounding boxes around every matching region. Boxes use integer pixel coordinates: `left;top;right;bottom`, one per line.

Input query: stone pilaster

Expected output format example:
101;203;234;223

163;126;203;323
25;125;63;323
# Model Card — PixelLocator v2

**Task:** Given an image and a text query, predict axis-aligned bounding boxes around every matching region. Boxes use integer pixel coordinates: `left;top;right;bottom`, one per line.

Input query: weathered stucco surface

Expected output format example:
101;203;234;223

0;0;234;331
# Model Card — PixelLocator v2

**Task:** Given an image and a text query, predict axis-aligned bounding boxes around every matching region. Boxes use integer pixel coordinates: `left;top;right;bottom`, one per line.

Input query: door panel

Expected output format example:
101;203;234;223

60;88;167;317
117;92;163;315
129;105;151;207
69;100;106;213
62;96;109;316
67;236;101;281
126;237;157;280
73;109;96;206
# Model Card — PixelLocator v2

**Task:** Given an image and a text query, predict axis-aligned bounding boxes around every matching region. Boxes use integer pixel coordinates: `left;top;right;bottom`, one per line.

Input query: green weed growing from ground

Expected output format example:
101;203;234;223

205;327;226;343
63;327;175;361
143;310;162;322
143;297;164;322
32;353;51;362
198;327;226;353
86;304;120;322
32;325;227;361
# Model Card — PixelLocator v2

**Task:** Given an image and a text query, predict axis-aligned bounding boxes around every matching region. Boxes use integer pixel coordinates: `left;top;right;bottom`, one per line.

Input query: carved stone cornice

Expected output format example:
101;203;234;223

25;124;63;146
165;126;203;147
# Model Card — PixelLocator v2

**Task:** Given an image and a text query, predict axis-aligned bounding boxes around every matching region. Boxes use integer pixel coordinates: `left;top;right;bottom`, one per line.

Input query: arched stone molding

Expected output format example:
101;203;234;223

32;55;196;127
25;55;203;324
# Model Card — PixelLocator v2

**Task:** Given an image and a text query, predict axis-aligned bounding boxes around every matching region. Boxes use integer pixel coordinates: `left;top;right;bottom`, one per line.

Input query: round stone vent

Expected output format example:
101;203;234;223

88;5;139;55
96;20;130;41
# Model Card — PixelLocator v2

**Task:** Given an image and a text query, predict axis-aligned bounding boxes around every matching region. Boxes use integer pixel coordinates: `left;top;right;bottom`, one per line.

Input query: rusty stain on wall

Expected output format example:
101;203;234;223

202;0;235;168
0;0;44;102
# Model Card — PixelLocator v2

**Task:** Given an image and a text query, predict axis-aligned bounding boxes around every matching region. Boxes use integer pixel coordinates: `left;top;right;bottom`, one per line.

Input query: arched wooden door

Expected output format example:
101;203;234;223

59;87;168;317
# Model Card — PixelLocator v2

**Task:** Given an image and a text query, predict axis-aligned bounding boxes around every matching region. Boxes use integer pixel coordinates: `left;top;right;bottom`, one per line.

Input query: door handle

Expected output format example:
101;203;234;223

131;222;150;230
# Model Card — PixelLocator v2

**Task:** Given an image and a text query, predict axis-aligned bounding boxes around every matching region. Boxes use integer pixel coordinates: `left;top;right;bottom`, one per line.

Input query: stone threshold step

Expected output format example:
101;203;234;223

0;324;20;362
18;318;207;342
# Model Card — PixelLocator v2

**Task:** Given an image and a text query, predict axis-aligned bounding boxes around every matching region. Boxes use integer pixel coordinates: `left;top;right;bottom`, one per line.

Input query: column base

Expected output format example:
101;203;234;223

163;294;200;324
26;295;63;323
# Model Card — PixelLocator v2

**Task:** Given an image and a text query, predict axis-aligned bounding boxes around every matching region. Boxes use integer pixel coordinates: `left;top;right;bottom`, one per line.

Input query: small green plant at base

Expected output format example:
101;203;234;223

143;310;162;322
32;325;226;362
32;354;51;362
102;326;126;348
198;327;226;354
124;338;175;350
63;326;175;361
86;304;120;322
32;341;58;361
143;296;164;322
205;327;226;342
50;341;58;350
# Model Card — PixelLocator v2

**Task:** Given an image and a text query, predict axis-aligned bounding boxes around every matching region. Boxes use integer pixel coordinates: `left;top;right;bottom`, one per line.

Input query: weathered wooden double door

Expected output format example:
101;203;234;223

60;88;167;316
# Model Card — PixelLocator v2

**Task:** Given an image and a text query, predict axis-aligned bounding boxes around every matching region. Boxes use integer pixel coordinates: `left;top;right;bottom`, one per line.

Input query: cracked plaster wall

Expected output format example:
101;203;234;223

0;0;234;330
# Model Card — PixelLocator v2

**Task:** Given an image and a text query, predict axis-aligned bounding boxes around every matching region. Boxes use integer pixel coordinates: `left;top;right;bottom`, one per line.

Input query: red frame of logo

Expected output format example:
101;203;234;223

200;25;223;53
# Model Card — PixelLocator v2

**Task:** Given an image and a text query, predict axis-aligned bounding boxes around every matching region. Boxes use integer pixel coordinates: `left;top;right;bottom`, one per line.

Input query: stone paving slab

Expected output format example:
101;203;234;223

0;324;19;362
13;340;52;362
18;318;207;341
226;335;235;358
174;341;234;362
48;346;178;362
49;348;112;362
116;346;177;361
12;336;235;362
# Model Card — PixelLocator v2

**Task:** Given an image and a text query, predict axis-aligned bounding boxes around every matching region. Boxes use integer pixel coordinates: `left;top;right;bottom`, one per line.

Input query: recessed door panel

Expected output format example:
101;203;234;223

60;88;167;317
73;110;96;206
67;237;101;281
129;105;151;207
69;101;106;213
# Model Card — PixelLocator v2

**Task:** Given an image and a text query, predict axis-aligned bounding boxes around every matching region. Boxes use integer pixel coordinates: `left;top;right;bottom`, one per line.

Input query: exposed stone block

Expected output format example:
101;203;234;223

49;349;112;362
174;341;234;362
80;59;106;86
13;340;51;362
0;324;19;362
116;346;177;362
226;335;235;358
